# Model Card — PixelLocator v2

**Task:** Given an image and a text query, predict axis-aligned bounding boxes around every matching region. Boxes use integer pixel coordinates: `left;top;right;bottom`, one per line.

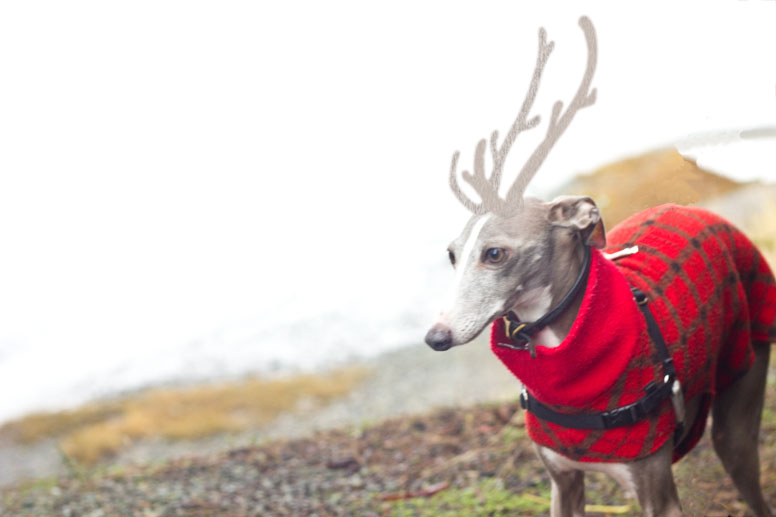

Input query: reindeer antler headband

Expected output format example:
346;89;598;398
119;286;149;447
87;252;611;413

450;16;598;216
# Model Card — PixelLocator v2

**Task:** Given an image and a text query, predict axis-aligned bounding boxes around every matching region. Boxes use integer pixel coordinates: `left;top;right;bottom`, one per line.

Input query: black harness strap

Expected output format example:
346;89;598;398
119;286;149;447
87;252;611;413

520;288;684;439
499;246;592;357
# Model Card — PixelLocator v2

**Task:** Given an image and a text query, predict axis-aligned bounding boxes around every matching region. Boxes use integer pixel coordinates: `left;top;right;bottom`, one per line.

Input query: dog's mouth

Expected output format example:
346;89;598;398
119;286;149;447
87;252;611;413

425;305;511;352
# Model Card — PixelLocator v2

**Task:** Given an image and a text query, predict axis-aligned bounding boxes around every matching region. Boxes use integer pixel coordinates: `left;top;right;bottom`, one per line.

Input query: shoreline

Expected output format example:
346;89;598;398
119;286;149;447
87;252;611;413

0;336;520;488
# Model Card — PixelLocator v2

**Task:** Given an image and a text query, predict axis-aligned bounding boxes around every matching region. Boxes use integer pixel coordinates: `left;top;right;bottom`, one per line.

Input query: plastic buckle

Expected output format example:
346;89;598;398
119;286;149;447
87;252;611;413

631;287;648;305
603;407;625;428
519;388;528;410
498;317;535;357
642;380;669;413
509;323;528;341
601;409;621;428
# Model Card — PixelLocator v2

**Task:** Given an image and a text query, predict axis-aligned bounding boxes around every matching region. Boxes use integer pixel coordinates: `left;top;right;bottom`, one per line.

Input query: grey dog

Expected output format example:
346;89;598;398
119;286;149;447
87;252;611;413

425;16;775;517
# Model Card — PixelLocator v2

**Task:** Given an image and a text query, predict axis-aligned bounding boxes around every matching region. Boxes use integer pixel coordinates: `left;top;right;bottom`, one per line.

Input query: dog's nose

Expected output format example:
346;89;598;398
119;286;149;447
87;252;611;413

425;324;453;351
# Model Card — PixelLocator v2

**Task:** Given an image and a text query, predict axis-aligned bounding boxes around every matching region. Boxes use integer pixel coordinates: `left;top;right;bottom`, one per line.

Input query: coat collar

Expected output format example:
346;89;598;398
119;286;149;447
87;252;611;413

490;248;645;407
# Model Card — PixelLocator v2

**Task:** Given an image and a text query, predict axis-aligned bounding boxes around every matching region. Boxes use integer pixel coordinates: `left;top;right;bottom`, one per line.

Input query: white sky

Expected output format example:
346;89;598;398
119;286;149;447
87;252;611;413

0;1;775;418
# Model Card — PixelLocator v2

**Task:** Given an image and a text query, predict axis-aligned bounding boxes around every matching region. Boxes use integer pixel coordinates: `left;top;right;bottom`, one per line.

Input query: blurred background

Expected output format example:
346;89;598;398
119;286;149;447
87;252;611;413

0;0;775;487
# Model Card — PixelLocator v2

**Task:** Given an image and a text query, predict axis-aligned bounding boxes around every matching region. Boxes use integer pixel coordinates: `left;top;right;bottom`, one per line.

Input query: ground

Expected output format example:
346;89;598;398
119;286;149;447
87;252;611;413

2;358;775;516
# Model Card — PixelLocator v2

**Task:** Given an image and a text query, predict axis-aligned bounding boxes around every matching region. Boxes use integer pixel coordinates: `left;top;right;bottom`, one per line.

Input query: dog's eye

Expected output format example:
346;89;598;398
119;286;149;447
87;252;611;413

448;250;456;266
484;248;507;264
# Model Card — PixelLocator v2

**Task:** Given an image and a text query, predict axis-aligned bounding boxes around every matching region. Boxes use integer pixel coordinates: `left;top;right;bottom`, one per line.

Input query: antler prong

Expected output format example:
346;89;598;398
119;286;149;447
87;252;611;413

448;16;597;216
486;25;554;204
472;138;486;182
458;139;507;214
539;28;554;58
505;15;598;207
449;151;484;214
489;130;500;177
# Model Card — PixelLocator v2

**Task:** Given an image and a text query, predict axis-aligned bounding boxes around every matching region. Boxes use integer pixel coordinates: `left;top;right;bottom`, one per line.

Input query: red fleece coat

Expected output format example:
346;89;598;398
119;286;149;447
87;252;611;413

491;204;776;463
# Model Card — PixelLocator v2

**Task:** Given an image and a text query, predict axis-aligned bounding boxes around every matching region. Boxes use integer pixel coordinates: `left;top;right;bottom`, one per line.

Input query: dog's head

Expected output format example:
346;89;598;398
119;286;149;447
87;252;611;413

426;17;600;351
425;196;604;351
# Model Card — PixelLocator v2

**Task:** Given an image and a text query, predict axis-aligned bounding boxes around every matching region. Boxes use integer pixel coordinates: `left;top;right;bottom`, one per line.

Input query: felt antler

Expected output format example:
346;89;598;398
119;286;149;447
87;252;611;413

449;16;598;216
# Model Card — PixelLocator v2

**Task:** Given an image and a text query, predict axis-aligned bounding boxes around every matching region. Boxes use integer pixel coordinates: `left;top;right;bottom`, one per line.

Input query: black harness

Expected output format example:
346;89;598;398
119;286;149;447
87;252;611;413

495;246;685;438
498;246;592;358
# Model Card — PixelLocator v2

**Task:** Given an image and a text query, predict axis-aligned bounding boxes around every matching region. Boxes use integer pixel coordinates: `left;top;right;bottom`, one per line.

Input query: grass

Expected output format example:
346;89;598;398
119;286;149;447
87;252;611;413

1;367;367;464
387;479;553;517
386;479;639;516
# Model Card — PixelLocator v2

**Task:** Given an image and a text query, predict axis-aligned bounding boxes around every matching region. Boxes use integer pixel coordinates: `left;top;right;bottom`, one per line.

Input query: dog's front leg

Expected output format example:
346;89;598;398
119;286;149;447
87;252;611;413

535;444;586;517
625;441;682;517
549;470;585;517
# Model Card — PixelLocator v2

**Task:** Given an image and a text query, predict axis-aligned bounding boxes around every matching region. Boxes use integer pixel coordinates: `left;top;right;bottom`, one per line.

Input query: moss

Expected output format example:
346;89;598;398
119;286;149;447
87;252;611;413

1;367;368;464
386;479;552;516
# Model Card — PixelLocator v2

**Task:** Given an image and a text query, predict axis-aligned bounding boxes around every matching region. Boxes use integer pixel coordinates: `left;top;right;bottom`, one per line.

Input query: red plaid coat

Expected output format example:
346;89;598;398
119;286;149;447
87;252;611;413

491;204;776;463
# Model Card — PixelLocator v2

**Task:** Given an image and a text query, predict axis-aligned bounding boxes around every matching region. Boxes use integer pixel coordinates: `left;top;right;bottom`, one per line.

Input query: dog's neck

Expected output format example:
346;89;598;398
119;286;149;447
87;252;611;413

510;237;587;348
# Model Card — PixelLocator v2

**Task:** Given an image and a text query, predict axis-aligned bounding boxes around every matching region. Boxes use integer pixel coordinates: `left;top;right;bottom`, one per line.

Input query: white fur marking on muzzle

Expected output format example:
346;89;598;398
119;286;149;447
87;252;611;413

457;215;490;280
443;214;491;311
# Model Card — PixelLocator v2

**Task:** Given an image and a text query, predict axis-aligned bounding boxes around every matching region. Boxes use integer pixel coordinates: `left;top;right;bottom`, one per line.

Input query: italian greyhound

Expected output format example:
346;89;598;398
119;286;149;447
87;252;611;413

425;17;774;517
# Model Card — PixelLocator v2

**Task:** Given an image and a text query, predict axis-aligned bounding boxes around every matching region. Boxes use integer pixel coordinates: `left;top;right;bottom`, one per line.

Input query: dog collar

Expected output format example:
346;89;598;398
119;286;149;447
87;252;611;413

498;244;592;358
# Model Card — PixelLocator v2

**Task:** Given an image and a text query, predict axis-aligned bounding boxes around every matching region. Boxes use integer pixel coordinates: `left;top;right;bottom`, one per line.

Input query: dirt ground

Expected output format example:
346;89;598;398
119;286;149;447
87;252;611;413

2;357;775;516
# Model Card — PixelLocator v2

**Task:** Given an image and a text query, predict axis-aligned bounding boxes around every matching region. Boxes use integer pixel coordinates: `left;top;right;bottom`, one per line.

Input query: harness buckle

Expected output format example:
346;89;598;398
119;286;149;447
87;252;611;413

497;246;592;360
633;291;648;306
504;318;529;341
499;317;536;358
519;388;528;410
517;280;686;439
601;408;628;428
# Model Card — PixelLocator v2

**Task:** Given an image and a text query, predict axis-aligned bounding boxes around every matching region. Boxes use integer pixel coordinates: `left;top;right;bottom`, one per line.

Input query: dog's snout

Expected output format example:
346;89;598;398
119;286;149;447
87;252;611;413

425;323;453;351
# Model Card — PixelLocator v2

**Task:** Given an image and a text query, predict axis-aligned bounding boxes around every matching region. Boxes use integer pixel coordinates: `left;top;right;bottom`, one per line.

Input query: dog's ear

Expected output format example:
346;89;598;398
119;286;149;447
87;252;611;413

547;196;606;249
